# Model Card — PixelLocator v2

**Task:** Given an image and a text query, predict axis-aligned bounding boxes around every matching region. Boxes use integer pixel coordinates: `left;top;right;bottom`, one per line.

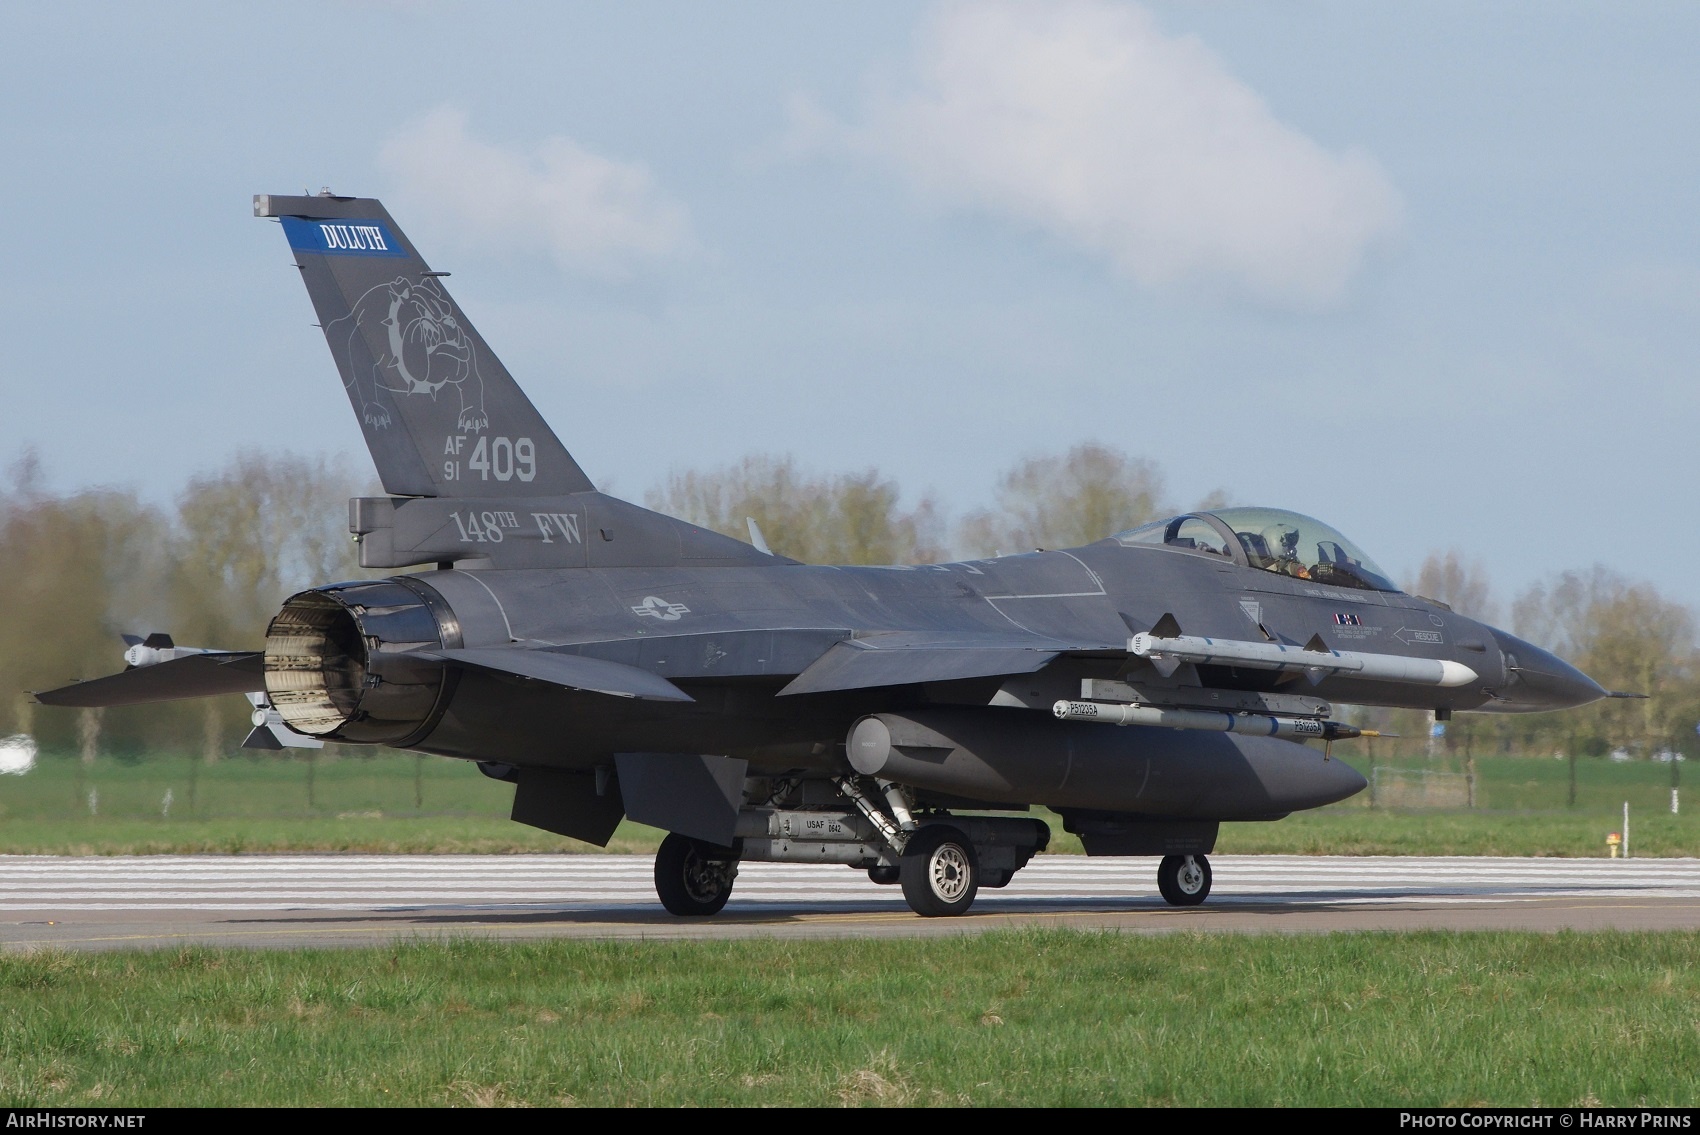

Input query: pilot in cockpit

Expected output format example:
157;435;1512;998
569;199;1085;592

1116;508;1401;594
1265;524;1312;580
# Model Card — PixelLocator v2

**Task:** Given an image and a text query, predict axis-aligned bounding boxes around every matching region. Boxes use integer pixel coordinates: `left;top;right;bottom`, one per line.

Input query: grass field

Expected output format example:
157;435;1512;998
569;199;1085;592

2;930;1697;1107
1213;809;1698;858
1;751;1694;857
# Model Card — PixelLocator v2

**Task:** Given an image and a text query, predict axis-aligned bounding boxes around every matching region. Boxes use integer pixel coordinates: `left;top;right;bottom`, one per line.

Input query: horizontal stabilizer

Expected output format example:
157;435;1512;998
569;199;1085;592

413;647;694;702
35;652;264;708
778;639;1058;697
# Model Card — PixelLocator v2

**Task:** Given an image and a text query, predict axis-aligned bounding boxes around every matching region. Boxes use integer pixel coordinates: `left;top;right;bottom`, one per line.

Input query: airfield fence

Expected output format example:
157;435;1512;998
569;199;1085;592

0;748;1686;822
1368;766;1473;810
1353;750;1683;815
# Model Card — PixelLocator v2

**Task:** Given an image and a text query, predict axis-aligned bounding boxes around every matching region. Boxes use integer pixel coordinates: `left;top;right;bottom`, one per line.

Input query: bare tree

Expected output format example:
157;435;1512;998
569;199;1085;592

1;449;374;757
1413;550;1498;624
649;455;945;565
0;452;163;748
167;452;371;651
165;452;374;758
1512;567;1698;758
958;443;1168;556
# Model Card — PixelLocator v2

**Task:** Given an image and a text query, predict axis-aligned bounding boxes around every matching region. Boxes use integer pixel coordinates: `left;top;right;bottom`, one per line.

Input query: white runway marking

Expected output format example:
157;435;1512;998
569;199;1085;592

2;854;1698;914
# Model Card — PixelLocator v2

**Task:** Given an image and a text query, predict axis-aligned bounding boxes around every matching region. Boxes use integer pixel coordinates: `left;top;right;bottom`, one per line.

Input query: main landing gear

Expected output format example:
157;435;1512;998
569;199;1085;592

647;778;1049;919
1157;853;1212;906
899;825;979;917
653;832;740;916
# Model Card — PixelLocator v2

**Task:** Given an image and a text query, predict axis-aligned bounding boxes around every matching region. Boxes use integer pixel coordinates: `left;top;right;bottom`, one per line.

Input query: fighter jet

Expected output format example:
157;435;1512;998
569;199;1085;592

36;193;1612;917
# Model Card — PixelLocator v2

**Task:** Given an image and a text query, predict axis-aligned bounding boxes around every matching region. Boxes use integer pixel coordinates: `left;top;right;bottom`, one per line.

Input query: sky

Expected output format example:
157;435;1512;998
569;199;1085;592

2;1;1696;614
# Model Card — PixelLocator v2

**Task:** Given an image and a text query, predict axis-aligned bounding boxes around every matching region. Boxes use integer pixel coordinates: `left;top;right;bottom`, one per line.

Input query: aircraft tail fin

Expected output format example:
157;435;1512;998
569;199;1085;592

254;193;594;499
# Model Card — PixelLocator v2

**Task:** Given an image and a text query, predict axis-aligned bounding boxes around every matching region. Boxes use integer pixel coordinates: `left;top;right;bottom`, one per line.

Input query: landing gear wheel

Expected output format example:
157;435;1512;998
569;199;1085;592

867;865;900;885
654;832;739;916
1157;854;1212;907
899;826;979;917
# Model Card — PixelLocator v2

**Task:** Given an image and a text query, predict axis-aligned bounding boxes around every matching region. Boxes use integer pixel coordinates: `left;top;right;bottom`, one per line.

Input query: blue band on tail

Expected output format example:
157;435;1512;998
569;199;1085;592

281;216;408;258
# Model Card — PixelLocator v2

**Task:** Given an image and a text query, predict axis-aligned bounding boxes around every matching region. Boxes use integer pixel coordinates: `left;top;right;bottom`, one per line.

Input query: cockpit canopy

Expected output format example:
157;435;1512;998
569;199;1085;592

1114;507;1399;593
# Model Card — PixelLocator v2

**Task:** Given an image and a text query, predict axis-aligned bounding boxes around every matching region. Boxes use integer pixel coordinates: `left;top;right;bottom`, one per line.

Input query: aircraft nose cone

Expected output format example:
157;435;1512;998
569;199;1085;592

1490;630;1607;711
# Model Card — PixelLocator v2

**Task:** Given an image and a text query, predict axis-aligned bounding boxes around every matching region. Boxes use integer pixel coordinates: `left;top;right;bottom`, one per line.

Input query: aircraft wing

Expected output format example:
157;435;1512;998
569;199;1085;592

34;652;265;708
777;634;1114;697
412;647;695;702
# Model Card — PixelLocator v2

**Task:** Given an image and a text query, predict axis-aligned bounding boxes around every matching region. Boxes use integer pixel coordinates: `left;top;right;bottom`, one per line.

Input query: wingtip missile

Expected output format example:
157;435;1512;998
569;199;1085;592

122;632;217;670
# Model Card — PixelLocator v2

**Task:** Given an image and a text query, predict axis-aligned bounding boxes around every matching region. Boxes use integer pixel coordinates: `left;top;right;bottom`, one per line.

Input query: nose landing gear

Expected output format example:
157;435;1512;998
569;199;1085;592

1157;853;1212;906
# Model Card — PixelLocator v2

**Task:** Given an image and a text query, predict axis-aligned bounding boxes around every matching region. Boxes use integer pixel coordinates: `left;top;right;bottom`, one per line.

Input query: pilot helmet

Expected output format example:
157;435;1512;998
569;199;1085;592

1263;524;1302;559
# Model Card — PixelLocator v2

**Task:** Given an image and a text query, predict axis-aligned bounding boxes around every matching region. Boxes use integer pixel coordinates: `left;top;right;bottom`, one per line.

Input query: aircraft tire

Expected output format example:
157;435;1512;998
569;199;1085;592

899;825;979;917
654;832;738;916
867;865;900;885
1157;853;1212;907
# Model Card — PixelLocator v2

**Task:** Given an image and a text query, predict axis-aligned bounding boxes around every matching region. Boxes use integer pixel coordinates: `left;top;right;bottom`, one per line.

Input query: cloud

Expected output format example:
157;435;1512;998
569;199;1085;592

800;1;1402;307
379;107;690;276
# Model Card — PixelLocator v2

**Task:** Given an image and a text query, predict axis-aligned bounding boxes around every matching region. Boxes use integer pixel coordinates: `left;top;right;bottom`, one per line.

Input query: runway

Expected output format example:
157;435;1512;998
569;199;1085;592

4;854;1699;951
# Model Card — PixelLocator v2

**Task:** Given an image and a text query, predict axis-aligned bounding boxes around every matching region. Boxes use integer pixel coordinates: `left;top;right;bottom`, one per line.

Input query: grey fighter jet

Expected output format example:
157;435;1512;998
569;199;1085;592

37;193;1613;917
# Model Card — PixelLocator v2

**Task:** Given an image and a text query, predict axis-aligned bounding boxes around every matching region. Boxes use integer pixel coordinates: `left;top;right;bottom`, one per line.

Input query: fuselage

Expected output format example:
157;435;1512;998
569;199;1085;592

297;537;1596;773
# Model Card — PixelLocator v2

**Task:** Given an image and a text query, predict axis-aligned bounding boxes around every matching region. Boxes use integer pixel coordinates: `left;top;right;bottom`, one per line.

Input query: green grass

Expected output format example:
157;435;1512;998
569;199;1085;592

2;751;1695;857
0;753;662;854
1215;809;1699;858
0;817;665;856
3;931;1697;1106
0;753;515;822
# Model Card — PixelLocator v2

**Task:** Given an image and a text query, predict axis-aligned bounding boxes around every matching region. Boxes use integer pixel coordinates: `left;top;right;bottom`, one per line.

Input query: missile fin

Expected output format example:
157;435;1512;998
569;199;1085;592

1149;654;1183;678
241;726;285;751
